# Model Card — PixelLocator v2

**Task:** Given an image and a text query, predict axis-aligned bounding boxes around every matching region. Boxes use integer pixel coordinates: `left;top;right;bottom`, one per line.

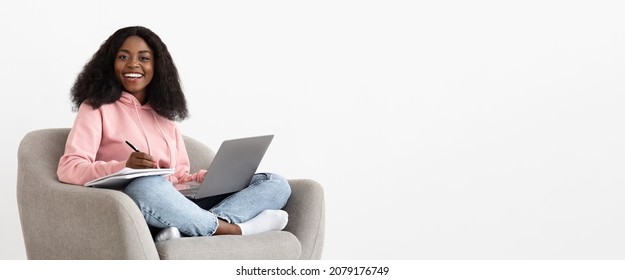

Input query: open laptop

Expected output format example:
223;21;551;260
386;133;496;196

179;135;274;199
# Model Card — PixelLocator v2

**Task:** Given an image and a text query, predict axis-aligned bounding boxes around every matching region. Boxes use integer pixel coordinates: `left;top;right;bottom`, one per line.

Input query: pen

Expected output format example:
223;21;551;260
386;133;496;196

125;140;140;152
125;140;158;168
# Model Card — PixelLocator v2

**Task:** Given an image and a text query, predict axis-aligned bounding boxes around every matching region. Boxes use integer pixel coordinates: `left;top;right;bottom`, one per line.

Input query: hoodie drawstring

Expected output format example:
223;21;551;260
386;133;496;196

130;97;152;155
129;96;174;169
152;111;175;169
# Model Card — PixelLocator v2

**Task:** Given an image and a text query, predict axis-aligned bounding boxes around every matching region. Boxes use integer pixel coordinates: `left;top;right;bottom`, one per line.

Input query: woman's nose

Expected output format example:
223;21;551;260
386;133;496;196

126;58;140;68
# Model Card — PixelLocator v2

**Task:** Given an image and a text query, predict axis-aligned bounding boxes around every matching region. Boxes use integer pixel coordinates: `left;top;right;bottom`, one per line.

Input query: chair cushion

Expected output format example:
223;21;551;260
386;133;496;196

155;231;301;260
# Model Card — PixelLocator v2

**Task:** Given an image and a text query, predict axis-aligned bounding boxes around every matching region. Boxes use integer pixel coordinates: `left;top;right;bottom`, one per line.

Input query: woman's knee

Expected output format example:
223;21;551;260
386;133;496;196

266;173;292;202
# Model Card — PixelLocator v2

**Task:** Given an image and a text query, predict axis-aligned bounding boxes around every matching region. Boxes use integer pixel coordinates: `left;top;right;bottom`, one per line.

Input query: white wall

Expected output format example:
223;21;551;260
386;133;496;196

2;0;625;259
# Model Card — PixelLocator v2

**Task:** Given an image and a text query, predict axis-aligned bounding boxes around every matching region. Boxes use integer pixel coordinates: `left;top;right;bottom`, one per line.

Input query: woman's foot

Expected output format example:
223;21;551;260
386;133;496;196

154;227;181;242
236;209;289;235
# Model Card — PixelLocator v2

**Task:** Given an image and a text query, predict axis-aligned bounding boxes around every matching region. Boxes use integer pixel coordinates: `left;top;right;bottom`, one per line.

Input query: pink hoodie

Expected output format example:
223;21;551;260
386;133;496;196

57;92;206;187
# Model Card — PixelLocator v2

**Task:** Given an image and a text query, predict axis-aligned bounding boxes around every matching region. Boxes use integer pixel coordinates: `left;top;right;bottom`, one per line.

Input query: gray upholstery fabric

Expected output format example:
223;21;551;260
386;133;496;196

157;232;301;260
17;128;325;260
284;179;325;259
17;129;159;259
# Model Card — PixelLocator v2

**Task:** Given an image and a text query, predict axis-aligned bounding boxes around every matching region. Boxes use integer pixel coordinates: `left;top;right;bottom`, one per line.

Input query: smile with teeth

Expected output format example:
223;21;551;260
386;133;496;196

124;73;144;79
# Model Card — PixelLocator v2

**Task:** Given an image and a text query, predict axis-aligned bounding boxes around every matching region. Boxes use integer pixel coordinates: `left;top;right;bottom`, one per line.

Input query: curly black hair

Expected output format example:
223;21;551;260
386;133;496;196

70;26;188;121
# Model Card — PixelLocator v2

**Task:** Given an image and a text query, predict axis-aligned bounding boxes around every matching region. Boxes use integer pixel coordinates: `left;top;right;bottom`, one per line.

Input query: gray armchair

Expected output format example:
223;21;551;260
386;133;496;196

17;128;325;260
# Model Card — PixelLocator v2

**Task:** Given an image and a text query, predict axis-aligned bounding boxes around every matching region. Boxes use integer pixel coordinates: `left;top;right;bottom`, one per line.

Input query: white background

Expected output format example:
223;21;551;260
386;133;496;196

1;0;625;260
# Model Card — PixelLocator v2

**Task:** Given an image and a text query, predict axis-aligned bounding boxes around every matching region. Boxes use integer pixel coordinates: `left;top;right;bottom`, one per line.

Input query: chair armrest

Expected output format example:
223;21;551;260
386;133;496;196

283;179;325;259
17;177;159;259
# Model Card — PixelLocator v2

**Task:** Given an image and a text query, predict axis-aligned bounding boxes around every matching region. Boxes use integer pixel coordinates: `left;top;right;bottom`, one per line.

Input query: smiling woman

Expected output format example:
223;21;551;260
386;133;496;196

114;36;154;104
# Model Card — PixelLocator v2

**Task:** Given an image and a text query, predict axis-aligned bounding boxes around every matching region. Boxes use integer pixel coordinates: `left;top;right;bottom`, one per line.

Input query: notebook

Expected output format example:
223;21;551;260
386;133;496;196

85;167;175;189
179;135;274;199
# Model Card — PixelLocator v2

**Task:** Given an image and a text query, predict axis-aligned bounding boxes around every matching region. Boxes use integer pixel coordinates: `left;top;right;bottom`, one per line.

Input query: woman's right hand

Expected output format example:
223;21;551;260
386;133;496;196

126;152;158;169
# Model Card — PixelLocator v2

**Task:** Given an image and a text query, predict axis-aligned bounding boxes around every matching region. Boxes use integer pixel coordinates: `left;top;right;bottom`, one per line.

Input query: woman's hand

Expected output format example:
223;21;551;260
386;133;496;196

126;152;158;169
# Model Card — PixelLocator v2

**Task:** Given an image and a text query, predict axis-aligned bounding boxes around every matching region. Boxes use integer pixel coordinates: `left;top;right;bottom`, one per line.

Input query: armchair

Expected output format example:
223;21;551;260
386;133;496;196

17;128;325;259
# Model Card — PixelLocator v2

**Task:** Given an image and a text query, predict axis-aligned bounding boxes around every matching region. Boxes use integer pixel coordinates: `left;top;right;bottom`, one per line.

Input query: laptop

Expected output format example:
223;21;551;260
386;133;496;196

179;135;274;199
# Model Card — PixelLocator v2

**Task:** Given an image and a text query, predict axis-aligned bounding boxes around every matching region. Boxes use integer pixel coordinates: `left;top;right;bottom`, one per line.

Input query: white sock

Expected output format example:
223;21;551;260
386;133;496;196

154;227;181;242
237;210;289;235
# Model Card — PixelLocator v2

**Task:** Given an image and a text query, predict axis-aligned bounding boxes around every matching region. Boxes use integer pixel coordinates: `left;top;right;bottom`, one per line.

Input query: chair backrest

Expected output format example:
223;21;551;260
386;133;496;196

18;128;70;187
182;135;215;173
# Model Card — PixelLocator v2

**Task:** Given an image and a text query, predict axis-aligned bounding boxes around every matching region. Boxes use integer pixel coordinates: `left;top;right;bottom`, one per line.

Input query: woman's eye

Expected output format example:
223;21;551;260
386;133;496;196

117;55;128;60
139;56;150;61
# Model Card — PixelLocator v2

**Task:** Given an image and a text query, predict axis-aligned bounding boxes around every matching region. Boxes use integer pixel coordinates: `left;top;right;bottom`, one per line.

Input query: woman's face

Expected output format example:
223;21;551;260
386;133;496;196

114;36;154;101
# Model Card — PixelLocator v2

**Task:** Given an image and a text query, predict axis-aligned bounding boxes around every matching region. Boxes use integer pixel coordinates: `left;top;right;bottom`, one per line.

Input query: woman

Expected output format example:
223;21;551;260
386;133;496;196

57;26;290;241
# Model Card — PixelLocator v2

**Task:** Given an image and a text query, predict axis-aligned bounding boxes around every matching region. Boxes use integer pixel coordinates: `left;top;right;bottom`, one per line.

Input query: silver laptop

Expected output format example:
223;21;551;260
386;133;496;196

179;135;274;199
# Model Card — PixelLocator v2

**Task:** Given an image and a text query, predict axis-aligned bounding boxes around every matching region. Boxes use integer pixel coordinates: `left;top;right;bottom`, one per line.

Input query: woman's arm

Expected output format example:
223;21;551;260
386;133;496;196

57;103;127;185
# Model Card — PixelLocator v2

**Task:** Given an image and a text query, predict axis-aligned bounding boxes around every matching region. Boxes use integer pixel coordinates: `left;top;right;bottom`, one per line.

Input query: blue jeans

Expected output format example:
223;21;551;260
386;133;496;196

123;173;291;236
